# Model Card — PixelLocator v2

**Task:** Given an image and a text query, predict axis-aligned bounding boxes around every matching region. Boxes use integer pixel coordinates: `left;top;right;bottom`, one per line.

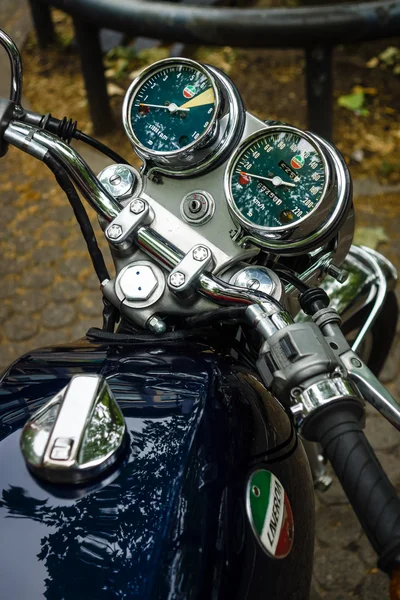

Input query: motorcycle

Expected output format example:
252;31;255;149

0;28;399;600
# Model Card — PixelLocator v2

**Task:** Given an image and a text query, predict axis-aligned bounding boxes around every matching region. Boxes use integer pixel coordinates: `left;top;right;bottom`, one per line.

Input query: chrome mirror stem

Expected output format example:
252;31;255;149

0;29;23;105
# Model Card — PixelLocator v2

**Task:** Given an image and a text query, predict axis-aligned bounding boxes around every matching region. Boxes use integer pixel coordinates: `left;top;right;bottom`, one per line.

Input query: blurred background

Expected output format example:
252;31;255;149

0;0;400;598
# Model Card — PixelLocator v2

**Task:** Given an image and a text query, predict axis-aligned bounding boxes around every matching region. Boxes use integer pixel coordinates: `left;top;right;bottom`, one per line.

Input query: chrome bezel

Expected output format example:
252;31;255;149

238;133;351;255
122;57;221;161
224;125;331;240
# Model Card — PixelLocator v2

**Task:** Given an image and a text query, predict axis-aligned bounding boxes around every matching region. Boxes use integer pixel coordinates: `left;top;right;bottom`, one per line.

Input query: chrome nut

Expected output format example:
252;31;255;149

169;272;185;288
192;246;209;262
118;264;158;301
107;224;123;240
99;164;136;200
130;199;146;214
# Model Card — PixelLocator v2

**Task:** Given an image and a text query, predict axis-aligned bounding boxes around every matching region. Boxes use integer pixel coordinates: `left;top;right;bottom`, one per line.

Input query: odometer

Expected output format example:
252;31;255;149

123;58;220;157
225;127;328;232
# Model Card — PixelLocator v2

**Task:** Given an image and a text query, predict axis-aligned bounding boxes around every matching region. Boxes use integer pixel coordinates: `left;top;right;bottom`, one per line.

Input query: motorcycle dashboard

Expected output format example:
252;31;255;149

121;57;351;256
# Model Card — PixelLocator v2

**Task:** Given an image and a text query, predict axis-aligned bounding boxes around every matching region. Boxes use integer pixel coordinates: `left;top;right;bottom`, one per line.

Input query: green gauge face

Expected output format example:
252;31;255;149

228;129;327;230
129;62;218;154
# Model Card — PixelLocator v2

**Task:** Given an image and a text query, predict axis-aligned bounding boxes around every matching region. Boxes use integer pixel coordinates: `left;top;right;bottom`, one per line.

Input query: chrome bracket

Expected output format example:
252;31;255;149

290;376;363;432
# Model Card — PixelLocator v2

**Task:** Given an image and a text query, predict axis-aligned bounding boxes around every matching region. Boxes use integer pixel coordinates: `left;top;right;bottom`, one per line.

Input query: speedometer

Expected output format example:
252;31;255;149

226;127;328;231
225;125;352;254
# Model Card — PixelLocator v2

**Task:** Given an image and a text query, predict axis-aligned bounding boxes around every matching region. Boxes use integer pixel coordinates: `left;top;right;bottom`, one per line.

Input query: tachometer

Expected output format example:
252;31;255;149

123;58;220;157
224;125;351;253
122;57;245;177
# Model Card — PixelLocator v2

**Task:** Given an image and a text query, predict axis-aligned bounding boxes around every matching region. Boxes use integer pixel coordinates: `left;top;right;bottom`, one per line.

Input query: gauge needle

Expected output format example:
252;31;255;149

139;103;190;113
179;88;215;109
240;172;296;188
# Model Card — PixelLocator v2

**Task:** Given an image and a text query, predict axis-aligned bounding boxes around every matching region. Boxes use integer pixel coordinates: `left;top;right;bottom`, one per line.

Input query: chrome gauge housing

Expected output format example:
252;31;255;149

122;57;244;177
224;125;352;255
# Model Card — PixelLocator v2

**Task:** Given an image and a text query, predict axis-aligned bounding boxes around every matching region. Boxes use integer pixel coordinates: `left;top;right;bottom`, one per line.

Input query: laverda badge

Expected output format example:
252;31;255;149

247;470;294;559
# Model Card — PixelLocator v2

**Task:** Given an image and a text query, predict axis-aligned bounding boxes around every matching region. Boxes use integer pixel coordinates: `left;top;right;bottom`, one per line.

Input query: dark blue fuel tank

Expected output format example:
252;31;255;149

0;337;315;600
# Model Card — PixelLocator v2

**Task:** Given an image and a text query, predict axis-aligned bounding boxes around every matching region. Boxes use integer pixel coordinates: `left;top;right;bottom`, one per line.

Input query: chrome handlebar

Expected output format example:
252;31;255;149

3;115;400;432
4;120;288;315
4;121;121;221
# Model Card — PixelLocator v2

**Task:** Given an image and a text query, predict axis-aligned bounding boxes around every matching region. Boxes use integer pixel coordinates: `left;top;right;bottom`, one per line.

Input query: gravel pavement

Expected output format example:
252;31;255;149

1;5;400;599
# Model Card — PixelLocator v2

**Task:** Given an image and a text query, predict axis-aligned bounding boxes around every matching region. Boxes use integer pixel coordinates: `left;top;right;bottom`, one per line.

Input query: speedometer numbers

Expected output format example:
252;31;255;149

228;128;327;231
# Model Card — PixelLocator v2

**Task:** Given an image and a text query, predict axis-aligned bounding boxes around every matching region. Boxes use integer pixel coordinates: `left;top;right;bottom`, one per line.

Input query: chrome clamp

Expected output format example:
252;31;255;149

168;244;214;295
105;197;154;247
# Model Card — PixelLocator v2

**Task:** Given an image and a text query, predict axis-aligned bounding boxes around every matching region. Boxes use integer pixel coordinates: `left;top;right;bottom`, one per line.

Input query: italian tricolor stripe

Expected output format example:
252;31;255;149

248;470;294;559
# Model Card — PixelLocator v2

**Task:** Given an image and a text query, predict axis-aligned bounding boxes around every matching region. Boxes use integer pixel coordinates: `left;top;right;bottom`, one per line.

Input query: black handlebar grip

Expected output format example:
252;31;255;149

302;400;400;574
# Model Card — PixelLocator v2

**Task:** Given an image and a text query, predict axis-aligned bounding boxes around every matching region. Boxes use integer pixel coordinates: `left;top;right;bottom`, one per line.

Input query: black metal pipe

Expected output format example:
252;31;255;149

35;0;400;48
305;45;333;141
72;18;113;135
29;0;55;48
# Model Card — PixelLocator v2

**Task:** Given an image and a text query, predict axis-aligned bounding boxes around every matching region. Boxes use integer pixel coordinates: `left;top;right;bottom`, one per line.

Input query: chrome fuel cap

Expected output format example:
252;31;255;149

21;375;126;484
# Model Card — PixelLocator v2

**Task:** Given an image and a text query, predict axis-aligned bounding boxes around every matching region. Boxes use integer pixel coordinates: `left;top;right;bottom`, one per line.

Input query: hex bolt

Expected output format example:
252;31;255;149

99;164;136;200
130;199;145;214
169;271;186;288
314;474;333;492
327;263;348;283
192;246;209;262
107;224;123;240
147;315;167;335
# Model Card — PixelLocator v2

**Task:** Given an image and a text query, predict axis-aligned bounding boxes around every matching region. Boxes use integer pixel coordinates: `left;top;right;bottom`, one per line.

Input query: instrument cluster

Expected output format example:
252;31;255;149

122;57;353;258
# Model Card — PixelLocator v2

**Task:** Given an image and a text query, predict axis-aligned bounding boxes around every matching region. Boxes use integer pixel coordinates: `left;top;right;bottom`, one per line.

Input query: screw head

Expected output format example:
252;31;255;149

351;357;362;368
247;278;260;290
192;246;209;262
99;165;135;199
169;272;186;288
130;199;145;214
109;174;122;186
107;224;123;240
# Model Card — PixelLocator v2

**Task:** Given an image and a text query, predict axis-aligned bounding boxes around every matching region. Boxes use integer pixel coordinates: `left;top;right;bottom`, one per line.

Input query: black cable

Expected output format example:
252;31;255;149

74;130;129;165
43;152;109;284
184;306;247;327
43;152;120;332
22;112;130;165
274;268;309;293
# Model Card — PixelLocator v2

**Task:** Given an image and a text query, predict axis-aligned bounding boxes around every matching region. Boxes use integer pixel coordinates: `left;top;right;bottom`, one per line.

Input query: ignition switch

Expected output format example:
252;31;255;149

180;190;215;225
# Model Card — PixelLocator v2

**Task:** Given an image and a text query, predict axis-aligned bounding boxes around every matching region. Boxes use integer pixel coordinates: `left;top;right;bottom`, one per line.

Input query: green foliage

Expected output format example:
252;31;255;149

337;91;369;116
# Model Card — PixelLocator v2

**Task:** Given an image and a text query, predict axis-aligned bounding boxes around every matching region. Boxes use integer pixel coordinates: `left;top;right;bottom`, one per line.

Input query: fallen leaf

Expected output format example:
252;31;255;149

353;85;377;96
364;132;395;155
366;56;379;69
379;46;400;65
129;67;144;80
106;83;125;96
338;92;364;111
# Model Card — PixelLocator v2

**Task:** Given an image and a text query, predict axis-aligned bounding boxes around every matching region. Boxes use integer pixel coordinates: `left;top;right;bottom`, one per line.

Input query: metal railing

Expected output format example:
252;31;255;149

29;0;400;138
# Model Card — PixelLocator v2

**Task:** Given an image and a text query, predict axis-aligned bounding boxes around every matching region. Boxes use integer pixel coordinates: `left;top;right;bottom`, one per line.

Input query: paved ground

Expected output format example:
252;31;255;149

1;5;400;599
